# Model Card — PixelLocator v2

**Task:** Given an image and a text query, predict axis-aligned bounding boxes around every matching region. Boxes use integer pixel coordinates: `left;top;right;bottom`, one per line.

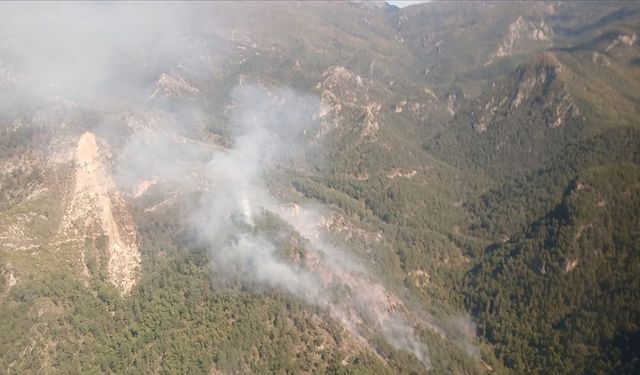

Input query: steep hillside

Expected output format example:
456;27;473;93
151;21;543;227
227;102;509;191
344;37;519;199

0;2;638;374
465;164;640;374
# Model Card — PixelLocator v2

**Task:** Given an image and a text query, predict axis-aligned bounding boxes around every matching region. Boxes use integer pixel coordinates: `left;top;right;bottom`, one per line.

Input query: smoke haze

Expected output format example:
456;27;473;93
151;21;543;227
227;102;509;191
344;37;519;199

0;2;483;369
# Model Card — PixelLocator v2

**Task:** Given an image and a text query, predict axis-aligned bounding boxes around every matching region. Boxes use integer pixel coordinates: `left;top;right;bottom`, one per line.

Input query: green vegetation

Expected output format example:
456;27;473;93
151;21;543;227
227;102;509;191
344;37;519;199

1;1;640;373
464;164;640;374
0;208;393;374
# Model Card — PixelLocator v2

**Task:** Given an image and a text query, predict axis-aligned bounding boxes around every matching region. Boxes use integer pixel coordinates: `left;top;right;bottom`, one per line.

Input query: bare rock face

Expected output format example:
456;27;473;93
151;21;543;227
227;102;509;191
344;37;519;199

485;16;552;65
315;66;382;140
591;52;611;67
606;33;637;52
61;132;140;294
151;71;200;98
473;54;579;133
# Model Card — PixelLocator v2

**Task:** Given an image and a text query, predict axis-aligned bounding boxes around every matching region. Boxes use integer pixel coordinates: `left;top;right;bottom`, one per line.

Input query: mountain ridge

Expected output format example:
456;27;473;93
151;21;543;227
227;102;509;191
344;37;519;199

0;2;638;374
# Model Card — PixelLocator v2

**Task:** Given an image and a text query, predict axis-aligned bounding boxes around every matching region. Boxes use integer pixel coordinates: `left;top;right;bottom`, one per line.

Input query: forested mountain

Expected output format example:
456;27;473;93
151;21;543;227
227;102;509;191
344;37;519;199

0;2;638;374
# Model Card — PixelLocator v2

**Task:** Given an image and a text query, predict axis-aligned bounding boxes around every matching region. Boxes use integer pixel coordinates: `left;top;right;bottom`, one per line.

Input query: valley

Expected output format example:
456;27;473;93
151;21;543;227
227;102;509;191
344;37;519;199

0;2;638;374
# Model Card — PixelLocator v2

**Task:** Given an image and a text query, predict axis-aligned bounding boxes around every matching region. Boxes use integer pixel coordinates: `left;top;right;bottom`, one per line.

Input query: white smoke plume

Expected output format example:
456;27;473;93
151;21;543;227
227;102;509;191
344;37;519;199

181;84;432;368
0;2;483;369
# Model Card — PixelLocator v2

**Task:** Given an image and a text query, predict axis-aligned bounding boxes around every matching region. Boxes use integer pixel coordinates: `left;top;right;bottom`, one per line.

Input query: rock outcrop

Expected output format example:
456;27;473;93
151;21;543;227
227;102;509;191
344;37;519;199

61;132;140;294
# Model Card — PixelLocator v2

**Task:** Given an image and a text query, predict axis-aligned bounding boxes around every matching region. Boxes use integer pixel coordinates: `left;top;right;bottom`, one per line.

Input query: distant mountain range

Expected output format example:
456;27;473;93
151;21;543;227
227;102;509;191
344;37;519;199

0;2;638;374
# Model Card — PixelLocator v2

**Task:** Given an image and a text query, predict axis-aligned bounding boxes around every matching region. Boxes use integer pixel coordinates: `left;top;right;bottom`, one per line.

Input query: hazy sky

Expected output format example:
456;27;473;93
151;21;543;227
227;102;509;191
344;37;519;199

387;0;430;8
